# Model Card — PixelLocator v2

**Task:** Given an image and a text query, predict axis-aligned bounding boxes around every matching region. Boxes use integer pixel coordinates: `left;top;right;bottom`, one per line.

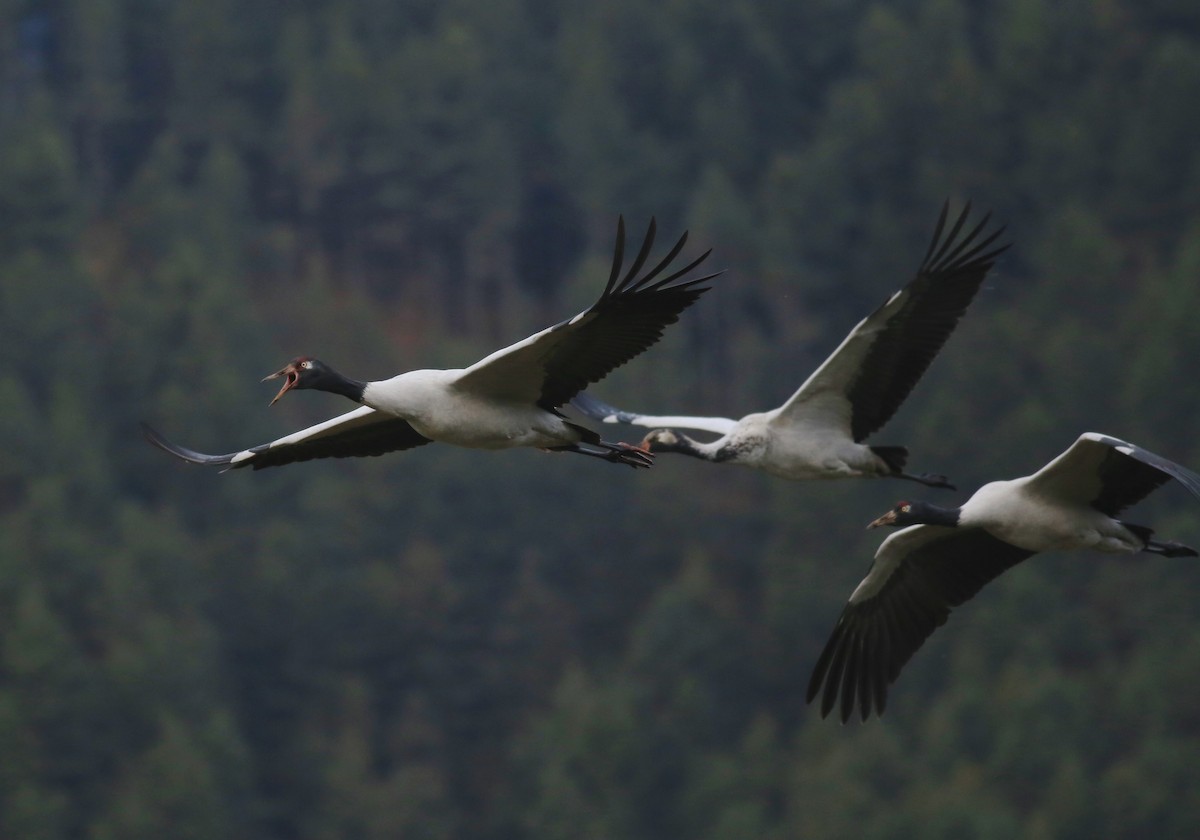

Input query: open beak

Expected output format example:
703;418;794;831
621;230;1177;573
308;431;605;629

867;510;898;530
263;363;300;406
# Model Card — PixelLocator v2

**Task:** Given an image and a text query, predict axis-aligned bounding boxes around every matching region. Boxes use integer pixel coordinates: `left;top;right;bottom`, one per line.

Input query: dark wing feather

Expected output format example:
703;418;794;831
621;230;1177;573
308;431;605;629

142;408;431;471
456;217;721;409
845;201;1010;441
1088;434;1200;515
806;526;1034;723
1024;432;1200;516
536;218;720;409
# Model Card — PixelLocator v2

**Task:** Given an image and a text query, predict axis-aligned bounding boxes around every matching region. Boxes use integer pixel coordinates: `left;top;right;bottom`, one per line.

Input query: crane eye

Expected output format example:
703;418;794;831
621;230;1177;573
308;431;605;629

900;504;911;513
301;360;313;370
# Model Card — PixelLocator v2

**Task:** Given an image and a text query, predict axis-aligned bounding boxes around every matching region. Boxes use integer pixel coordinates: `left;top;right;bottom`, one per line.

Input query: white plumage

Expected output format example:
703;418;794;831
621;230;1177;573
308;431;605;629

143;217;720;471
808;432;1200;723
573;201;1009;488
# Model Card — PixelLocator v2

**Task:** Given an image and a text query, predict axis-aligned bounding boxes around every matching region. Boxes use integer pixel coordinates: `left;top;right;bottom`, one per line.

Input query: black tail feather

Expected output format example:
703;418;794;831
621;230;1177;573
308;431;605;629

870;445;909;473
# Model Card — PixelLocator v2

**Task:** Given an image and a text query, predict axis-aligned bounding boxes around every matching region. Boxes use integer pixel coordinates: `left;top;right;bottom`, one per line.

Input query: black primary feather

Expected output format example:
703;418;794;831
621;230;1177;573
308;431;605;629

847;201;1010;442
1089;435;1200;515
536;217;722;410
142;418;431;471
807;528;1034;722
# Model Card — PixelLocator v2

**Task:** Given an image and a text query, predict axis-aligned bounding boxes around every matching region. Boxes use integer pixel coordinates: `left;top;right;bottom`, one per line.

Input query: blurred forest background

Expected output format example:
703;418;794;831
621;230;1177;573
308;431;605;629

3;0;1200;837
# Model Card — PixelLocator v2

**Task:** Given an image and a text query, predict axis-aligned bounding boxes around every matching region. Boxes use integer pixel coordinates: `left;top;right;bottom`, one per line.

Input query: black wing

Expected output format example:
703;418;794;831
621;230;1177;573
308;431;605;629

788;201;1009;442
456;217;721;410
1026;432;1200;516
806;525;1035;723
142;407;432;471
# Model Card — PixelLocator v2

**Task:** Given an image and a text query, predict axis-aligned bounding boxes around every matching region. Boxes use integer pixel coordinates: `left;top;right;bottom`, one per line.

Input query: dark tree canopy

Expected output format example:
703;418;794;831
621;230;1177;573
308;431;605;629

2;1;1199;838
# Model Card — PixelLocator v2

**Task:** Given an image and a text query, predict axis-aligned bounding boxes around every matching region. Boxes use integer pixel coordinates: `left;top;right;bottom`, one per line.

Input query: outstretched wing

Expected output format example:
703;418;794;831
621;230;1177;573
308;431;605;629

806;525;1034;723
1024;432;1200;516
776;201;1010;441
455;217;721;410
569;392;738;437
142;406;432;471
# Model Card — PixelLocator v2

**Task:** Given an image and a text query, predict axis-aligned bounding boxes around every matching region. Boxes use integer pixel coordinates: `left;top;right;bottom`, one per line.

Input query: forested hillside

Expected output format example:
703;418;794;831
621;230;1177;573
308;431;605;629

3;1;1200;837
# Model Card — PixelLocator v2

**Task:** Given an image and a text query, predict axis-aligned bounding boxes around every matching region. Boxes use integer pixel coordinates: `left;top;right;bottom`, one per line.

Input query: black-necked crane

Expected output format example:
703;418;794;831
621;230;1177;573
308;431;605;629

807;432;1200;723
572;202;1009;489
142;218;720;472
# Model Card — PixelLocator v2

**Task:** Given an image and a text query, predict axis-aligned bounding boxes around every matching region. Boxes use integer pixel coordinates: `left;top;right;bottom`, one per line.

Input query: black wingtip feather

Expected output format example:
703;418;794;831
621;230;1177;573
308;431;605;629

634;230;690;290
873;619;891;714
806;617;843;705
602;215;627;298
602;220;710;299
1089;435;1200;514
839;627;861;724
926;201;973;268
534;218;720;410
809;529;1034;723
943;227;1010;273
854;628;873;722
653;268;723;295
644;246;713;292
846;201;1010;442
924;206;1011;277
141;422;243;468
821;622;852;719
933;211;993;269
617;217;658;292
919;200;952;268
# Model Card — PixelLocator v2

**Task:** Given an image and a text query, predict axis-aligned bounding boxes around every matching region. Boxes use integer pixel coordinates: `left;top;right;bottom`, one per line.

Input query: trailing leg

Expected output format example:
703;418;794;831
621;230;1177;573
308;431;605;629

872;444;956;490
1122;522;1198;557
895;470;956;490
546;441;654;469
1144;539;1197;557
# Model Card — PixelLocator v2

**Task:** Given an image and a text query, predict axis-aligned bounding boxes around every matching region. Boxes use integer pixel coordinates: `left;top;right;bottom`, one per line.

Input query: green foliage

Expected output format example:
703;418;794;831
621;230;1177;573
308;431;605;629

1;0;1199;837
90;712;251;840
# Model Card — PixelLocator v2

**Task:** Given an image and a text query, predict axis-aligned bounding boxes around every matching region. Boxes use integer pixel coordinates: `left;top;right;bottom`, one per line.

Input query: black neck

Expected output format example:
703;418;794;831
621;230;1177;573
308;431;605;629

318;370;367;403
912;502;961;528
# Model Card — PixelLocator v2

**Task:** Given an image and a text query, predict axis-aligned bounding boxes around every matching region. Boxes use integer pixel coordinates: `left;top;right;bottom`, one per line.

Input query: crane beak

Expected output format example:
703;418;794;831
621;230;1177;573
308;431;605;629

867;510;898;530
263;363;300;406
